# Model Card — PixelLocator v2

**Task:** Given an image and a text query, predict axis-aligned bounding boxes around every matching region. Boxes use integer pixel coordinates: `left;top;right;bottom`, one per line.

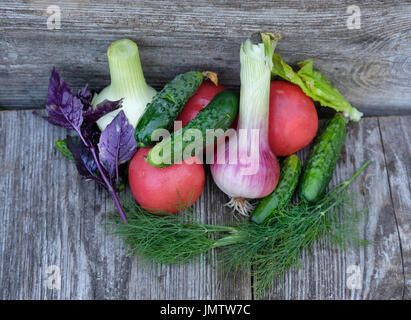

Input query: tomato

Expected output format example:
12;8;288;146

128;148;205;214
268;81;318;156
177;81;226;127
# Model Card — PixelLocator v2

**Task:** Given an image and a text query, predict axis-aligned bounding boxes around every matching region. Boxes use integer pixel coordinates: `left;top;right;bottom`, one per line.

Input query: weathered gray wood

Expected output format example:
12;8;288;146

0;110;251;299
1;1;411;116
264;118;408;299
379;116;411;299
0;110;409;299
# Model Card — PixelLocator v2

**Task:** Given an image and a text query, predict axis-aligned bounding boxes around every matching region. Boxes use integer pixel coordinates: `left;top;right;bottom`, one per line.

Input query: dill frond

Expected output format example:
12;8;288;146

107;201;234;264
217;161;371;297
108;161;371;297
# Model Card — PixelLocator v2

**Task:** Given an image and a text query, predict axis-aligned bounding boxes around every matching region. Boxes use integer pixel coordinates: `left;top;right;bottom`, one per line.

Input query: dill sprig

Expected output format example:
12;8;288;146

109;161;370;296
108;201;235;264
216;161;371;297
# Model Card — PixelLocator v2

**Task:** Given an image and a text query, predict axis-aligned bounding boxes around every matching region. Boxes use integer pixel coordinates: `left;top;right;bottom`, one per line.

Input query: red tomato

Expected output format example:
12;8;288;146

268;81;318;156
128;148;205;214
177;81;226;127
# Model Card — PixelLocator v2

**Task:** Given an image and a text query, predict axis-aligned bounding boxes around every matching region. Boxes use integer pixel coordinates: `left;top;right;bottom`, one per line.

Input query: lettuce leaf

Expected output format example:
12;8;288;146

271;54;363;121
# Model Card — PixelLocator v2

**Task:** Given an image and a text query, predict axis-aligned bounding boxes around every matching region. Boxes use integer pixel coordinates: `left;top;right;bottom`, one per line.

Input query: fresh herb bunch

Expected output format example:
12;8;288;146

38;68;137;222
109;202;235;264
110;161;370;296
217;161;371;297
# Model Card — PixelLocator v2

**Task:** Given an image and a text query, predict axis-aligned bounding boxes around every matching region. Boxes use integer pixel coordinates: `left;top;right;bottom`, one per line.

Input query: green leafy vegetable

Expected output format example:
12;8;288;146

55;139;74;161
110;161;370;296
217;161;371;297
271;53;363;121
108;202;235;264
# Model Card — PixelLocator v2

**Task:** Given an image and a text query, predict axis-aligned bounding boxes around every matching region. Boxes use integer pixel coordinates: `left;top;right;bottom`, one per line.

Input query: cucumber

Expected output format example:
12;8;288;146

251;154;302;224
147;90;239;167
135;71;204;148
299;114;347;203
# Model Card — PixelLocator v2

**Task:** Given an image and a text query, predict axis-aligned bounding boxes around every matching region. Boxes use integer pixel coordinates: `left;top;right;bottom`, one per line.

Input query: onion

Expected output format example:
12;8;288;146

210;34;281;216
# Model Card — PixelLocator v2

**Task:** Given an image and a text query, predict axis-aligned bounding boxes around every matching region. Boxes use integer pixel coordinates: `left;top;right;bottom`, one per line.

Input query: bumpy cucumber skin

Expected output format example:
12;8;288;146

251;154;302;224
147;90;239;167
299;114;347;203
135;71;203;148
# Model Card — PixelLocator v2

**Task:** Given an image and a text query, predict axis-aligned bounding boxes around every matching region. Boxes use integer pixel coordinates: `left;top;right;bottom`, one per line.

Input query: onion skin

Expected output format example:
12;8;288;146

209;36;281;214
210;131;279;200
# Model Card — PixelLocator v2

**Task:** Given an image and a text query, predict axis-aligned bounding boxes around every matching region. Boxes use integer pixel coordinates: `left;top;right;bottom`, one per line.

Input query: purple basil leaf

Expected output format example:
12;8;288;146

77;84;93;110
83;99;123;128
82;123;101;147
47;67;65;107
98;110;137;180
66;135;100;181
43;67;83;131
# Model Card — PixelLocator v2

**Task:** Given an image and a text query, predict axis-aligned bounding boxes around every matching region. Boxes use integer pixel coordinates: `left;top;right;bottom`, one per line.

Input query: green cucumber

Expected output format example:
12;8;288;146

135;71;204;148
299;114;347;203
251;154;302;224
147;90;239;167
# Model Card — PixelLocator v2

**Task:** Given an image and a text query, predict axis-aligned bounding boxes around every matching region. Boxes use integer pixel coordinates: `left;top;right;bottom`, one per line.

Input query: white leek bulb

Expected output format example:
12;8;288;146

210;34;281;216
92;39;156;130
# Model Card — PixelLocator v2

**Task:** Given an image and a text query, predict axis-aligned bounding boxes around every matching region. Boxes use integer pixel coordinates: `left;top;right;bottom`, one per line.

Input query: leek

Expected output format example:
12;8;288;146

92;39;156;130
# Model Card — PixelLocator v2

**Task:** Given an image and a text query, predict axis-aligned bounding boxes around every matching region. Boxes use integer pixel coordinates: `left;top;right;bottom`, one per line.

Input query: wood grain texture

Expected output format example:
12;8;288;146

1;0;411;115
0;110;251;299
378;116;411;299
264;118;408;299
0;111;409;299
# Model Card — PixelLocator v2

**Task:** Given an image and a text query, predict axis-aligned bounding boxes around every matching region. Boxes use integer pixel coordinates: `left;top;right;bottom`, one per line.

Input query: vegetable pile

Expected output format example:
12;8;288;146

39;33;369;296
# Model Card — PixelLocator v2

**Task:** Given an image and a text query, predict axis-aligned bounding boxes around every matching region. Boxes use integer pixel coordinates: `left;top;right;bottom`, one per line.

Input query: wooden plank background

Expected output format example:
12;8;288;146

1;0;411;116
1;0;410;300
0;110;409;299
